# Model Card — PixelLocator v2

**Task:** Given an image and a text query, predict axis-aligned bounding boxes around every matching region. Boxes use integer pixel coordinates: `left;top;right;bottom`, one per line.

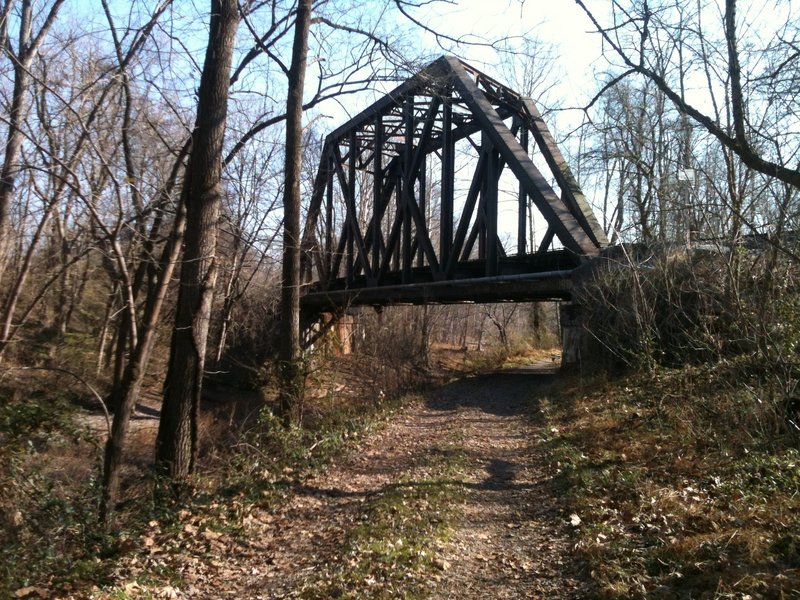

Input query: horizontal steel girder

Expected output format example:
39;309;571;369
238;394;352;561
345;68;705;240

300;271;574;312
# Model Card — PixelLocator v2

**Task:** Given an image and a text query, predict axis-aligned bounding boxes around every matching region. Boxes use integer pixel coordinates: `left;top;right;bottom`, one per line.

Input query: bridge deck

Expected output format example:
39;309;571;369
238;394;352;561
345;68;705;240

300;250;577;311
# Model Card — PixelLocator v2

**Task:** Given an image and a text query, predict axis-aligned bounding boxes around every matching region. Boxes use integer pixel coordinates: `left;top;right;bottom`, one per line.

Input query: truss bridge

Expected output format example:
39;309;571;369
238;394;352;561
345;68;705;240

299;56;607;313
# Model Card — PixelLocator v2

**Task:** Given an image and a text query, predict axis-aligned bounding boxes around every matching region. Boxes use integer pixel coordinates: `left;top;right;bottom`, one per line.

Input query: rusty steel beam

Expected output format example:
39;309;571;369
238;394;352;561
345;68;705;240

300;270;574;312
520;98;607;248
443;56;597;256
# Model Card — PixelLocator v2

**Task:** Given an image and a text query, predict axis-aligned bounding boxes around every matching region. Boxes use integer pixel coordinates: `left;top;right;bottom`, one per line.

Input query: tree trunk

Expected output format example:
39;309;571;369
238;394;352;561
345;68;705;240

213;247;240;368
278;0;313;425
0;0;65;288
155;0;239;482
99;139;190;523
0;196;59;358
96;282;118;375
101;201;186;522
420;304;430;366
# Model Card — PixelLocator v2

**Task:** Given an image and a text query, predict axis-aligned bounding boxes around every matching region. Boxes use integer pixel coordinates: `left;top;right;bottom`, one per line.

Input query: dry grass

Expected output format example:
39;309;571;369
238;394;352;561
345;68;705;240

542;365;800;599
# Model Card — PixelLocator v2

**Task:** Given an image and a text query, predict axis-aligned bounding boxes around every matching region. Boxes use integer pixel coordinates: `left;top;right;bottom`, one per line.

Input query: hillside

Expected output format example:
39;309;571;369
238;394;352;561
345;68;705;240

4;350;798;598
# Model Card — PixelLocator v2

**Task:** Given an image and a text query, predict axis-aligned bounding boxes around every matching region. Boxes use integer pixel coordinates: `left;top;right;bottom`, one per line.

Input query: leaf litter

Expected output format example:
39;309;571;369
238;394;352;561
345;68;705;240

86;361;587;599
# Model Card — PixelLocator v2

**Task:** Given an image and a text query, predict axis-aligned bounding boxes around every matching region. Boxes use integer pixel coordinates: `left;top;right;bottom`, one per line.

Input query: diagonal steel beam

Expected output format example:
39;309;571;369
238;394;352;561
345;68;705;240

447;149;487;276
521;98;608;248
362;157;400;267
333;143;373;280
300;141;332;282
442;56;599;256
402;97;441;276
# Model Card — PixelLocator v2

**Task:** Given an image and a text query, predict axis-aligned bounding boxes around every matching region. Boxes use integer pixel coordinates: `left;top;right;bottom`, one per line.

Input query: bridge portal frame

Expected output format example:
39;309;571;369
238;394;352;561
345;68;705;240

300;56;607;312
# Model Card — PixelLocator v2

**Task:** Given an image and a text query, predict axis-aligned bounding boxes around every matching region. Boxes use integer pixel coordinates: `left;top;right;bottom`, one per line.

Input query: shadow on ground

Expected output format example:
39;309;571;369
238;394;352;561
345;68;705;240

256;359;589;597
424;362;559;418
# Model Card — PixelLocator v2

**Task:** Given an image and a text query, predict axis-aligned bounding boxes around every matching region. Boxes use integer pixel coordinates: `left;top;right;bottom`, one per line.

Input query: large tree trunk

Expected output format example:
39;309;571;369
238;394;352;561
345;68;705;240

155;0;239;482
278;0;313;424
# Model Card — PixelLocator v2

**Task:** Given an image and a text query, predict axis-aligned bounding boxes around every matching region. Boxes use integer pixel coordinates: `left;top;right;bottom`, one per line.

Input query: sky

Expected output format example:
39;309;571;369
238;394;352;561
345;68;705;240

61;0;798;245
419;0;604;92
63;0;605;135
326;0;606;127
38;0;800;253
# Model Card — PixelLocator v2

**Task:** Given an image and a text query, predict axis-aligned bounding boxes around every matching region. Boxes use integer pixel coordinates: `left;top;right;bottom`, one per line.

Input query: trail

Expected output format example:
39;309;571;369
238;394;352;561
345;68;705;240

427;364;588;599
102;362;588;599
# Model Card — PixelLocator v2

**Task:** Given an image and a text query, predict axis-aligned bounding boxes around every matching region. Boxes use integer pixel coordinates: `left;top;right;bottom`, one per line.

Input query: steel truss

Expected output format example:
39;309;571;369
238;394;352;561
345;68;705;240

300;56;607;311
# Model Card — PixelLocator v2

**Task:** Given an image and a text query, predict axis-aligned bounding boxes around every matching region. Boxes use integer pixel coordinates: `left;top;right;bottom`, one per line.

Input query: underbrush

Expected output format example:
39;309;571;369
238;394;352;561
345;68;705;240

463;341;559;373
7;344;480;598
207;380;415;504
0;384;114;598
578;247;800;378
1;334;542;597
87;390;419;599
0;331;120;597
544;363;800;599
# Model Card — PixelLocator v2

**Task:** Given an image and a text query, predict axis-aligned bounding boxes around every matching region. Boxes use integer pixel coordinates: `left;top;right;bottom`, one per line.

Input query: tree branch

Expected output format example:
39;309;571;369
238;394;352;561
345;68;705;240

574;0;800;190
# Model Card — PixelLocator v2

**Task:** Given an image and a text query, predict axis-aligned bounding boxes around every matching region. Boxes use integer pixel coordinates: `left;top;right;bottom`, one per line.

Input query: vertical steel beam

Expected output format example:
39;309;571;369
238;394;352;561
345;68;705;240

325;154;333;284
486;144;499;276
477;133;489;262
402;96;414;284
392;170;401;272
346;132;356;284
372;112;383;278
417;155;426;268
441;100;454;272
518;123;528;255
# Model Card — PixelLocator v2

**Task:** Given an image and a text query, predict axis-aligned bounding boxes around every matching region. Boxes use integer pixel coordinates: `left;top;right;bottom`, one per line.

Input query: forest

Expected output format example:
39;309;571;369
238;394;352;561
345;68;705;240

1;0;800;598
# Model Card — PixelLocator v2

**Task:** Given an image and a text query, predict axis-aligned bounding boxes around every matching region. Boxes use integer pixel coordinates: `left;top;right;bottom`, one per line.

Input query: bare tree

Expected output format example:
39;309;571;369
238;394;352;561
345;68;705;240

576;0;800;191
155;0;240;482
0;0;65;288
583;78;678;242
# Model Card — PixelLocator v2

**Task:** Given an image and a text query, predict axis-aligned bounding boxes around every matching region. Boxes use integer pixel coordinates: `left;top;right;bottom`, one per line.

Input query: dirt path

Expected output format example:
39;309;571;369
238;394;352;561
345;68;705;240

427;364;588;599
107;362;587;599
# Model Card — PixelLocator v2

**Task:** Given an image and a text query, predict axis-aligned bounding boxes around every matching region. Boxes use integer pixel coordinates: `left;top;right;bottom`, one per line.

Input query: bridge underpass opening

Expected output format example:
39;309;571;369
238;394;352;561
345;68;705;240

304;302;564;367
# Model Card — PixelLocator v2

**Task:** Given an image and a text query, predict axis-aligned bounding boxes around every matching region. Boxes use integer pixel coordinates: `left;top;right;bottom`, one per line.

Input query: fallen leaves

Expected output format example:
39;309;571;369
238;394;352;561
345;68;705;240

77;362;590;599
545;368;800;598
14;587;49;599
433;558;450;571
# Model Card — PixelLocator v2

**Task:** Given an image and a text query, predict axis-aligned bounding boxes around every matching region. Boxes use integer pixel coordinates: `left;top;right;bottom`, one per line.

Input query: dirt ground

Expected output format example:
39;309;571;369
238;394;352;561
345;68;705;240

91;360;589;599
427;365;588;599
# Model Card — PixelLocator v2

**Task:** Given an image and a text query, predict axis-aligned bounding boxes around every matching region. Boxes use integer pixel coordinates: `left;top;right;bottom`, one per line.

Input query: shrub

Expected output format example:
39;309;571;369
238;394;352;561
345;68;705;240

575;243;800;440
